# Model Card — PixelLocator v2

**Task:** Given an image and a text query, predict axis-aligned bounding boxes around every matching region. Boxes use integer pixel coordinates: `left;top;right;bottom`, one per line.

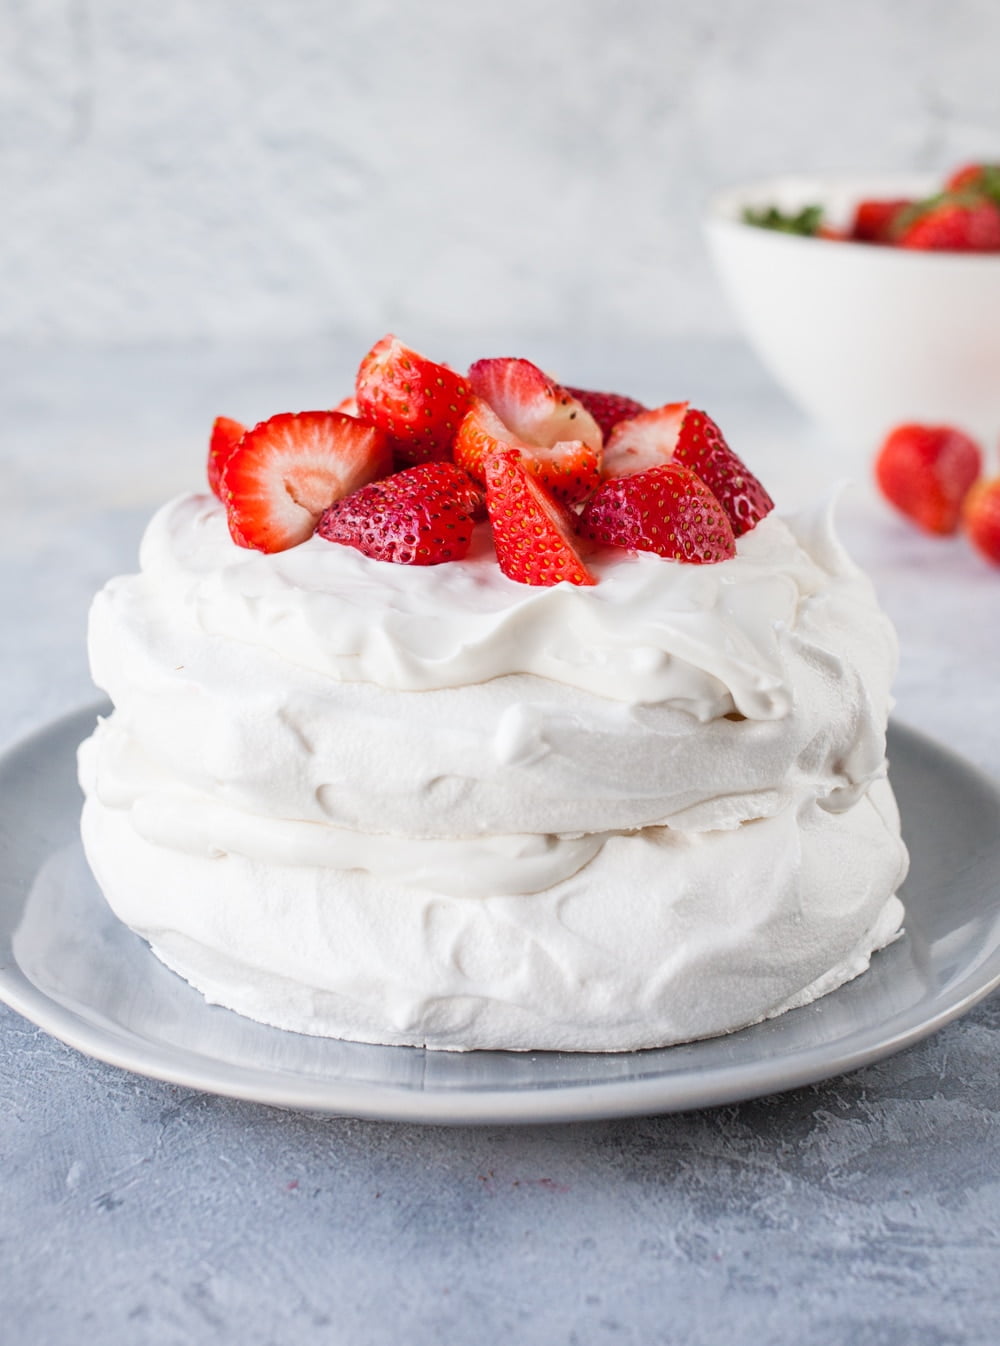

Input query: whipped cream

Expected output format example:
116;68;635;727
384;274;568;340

79;490;907;1051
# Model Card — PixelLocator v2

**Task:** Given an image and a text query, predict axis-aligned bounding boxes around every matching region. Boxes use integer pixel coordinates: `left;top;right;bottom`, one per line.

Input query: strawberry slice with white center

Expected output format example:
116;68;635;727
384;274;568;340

222;410;391;553
602;402;689;478
578;463;736;564
317;461;482;565
485;449;595;587
355;334;473;465
603;403;773;538
469;358;602;453
455;398;600;506
563;386;647;441
207;416;246;500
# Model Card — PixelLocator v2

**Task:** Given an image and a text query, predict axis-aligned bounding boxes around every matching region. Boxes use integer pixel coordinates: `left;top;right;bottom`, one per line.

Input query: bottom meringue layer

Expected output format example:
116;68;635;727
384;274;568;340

79;778;907;1053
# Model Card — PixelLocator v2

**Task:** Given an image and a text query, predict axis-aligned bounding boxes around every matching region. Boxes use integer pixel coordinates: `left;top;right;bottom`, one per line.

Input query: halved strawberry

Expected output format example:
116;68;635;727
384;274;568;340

875;423;982;535
355;335;473;465
484;449;595;587
602;402;689;479
333;394;359;417
578;464;736;564
468;357;602;455
207;416;246;500
222;411;391;553
317;461;482;566
671;410;774;538
602;404;772;537
963;477;1000;565
562;386;647;441
455;398;599;505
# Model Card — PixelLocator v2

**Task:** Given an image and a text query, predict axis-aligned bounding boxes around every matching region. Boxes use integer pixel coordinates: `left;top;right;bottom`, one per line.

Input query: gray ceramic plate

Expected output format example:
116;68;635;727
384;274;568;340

1;704;998;1125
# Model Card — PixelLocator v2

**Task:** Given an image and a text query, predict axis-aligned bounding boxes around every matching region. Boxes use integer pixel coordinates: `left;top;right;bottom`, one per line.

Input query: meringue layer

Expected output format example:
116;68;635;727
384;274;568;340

78;491;908;1051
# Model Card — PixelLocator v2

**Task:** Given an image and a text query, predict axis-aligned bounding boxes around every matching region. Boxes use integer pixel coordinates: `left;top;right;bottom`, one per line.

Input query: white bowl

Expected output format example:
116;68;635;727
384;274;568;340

705;173;1000;446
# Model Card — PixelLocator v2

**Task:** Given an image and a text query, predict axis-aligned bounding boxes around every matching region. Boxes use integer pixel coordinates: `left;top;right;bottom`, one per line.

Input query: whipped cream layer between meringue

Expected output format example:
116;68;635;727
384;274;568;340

79;490;908;1051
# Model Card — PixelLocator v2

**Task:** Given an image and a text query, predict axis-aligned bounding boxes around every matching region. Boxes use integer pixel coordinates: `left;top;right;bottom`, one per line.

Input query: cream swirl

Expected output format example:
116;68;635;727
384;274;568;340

85;492;898;843
136;492;857;719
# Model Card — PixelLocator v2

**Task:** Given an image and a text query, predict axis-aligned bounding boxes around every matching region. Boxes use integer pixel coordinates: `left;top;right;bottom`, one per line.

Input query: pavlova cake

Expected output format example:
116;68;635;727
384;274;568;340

78;337;908;1052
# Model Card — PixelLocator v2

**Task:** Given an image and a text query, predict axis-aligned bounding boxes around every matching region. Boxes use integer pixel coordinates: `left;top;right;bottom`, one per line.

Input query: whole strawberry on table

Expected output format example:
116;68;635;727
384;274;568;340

874;421;1000;567
744;160;1000;252
205;335;775;587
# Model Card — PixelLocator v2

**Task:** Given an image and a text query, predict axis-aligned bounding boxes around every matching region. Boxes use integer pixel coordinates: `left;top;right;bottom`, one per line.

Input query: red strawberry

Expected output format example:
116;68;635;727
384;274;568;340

317;461;482;565
207;416;246;500
333;394;359;417
874;423;982;535
602;402;689;478
946;163;985;192
355;335;473;465
945;162;1000;195
563;386;647;440
964;477;1000;565
672;410;774;537
579;464;736;564
850;199;913;244
222;411;392;553
602;404;772;537
899;200;1000;251
455;398;599;505
484;449;595;587
468;356;602;462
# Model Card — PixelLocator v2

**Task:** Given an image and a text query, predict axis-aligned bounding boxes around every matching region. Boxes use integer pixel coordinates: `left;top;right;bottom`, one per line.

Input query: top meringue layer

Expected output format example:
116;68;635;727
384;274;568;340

85;491;898;855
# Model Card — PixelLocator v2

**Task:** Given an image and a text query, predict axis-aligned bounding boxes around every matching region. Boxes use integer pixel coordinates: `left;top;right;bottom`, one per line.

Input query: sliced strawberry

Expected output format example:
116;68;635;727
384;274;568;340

455;398;598;505
222;411;391;553
963;477;1000;565
578;464;736;564
874;423;982;535
333;394;360;417
317;461;482;566
454;398;513;483
850;198;913;244
355;335;473;465
602;402;688;479
524;439;602;504
562;386;647;441
484;450;595;587
672;410;774;538
602;404;772;537
468;356;602;458
898;200;1000;251
207;416;246;500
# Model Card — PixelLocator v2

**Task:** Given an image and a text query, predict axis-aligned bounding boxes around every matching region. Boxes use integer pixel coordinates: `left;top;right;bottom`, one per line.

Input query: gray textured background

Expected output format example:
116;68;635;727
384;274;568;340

4;0;1000;346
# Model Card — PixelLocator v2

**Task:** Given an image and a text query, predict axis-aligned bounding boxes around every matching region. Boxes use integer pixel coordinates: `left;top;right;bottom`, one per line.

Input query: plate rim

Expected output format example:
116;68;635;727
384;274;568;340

1;702;999;1125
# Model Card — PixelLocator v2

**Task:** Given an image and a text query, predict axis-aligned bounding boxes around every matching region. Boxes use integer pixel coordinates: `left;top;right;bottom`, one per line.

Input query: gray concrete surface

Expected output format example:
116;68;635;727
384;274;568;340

2;337;999;1344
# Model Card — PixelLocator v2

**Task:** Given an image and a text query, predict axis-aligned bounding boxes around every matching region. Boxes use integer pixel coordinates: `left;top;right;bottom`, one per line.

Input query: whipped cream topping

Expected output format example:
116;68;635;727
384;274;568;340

136;492;854;718
85;492;898;846
79;489;907;1051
